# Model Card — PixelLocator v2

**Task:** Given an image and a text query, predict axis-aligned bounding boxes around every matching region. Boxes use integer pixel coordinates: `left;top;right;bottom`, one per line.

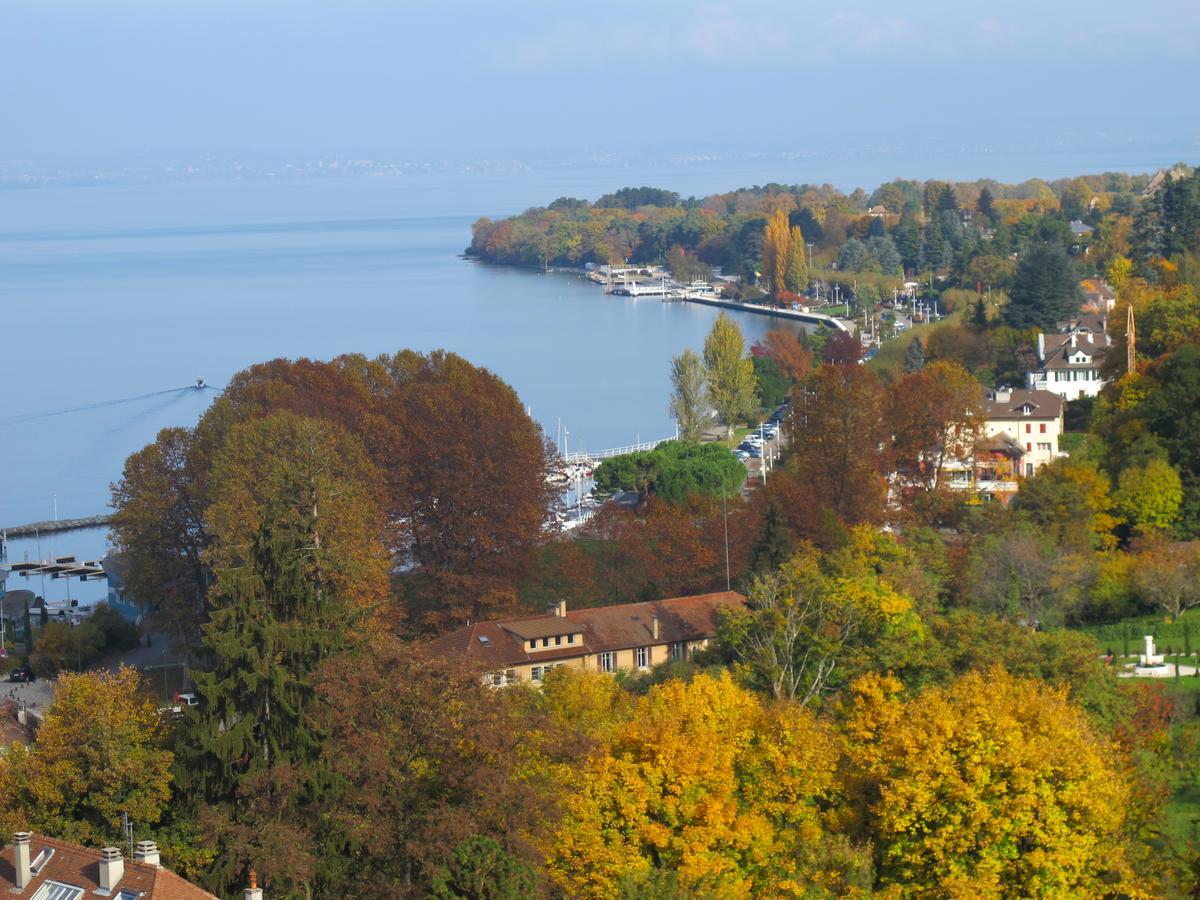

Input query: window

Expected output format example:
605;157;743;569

1039;423;1046;433
567;633;576;644
554;635;562;646
1026;443;1032;452
531;666;544;681
504;668;516;685
669;641;685;661
1037;442;1051;451
541;637;550;648
599;651;614;673
636;646;649;669
1025;423;1031;434
528;640;536;650
1026;463;1034;477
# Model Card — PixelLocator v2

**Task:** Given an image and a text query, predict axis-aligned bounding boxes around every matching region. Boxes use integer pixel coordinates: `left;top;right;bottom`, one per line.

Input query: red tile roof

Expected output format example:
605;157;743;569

427;592;746;669
981;388;1065;420
0;834;217;899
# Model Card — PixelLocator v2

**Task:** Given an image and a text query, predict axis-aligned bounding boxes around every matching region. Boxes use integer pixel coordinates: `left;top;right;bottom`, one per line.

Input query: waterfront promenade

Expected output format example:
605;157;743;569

678;295;855;333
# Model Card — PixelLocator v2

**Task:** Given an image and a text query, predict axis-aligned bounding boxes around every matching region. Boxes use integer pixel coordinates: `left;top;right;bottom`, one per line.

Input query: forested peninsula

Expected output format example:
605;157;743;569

467;169;1194;302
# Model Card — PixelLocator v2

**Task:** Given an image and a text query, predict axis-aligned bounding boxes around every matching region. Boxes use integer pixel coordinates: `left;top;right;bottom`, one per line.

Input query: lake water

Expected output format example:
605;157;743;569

0;147;1189;601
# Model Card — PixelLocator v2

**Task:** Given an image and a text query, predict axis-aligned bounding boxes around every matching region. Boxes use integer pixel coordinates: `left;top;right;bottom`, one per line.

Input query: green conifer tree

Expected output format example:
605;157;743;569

748;501;793;575
904;337;926;373
181;502;357;894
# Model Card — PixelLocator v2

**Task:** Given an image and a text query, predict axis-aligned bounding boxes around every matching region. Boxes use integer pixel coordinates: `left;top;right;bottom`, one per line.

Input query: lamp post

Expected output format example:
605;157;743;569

722;491;731;591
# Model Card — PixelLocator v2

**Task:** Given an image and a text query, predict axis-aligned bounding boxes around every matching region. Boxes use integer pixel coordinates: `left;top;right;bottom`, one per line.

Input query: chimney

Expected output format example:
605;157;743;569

245;868;263;900
13;832;31;889
99;847;124;891
134;840;160;867
1070;333;1077;347
651;615;660;641
546;600;566;617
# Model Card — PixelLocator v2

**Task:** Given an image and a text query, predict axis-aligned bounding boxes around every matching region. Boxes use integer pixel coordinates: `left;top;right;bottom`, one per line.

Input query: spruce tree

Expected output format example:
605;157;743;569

1004;242;1081;330
904;337;926;373
181;502;357;893
749;501;792;575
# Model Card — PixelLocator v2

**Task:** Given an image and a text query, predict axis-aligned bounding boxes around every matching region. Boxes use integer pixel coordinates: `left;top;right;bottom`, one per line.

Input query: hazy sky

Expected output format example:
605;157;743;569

4;0;1199;164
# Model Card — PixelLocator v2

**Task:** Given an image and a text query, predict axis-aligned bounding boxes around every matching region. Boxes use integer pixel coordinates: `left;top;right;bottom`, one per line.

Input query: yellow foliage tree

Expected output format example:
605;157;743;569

0;666;172;844
762;213;808;297
838;668;1142;897
546;672;853;898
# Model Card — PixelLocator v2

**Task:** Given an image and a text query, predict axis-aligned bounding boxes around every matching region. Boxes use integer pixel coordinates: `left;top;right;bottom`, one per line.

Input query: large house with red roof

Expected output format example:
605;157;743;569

426;592;746;686
0;833;223;900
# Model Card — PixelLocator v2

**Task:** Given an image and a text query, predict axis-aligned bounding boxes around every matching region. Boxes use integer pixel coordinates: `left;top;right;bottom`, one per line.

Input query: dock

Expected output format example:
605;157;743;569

4;555;107;580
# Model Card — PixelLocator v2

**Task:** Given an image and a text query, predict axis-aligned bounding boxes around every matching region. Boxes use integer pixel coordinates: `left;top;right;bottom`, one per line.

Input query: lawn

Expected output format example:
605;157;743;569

866;314;963;379
1079;610;1200;656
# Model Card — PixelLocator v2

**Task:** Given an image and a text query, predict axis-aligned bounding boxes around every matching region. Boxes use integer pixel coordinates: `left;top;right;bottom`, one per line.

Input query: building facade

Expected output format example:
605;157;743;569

980;387;1066;477
426;592;746;686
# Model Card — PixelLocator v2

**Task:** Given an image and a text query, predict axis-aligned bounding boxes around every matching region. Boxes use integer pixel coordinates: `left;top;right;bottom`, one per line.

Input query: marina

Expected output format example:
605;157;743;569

585;264;855;332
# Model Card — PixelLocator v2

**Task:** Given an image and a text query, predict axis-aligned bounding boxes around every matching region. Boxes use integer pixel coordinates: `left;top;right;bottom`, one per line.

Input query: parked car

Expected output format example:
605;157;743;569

744;445;763;458
8;667;34;683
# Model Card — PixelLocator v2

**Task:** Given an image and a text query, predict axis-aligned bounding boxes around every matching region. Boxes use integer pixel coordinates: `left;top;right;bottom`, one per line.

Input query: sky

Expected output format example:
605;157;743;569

3;0;1200;168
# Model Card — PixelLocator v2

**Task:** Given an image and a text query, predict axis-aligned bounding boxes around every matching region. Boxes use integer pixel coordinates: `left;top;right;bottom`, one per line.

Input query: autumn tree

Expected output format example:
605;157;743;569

315;635;554;897
751;328;812;383
668;348;707;442
784;223;809;293
821;330;865;366
702;313;757;437
204;411;391;614
787;364;889;524
719;549;912;704
838;668;1142;896
1012;458;1120;550
0;667;172;845
887;360;983;494
384;351;556;627
213;351;557;629
960;528;1075;628
1114;458;1183;535
761;209;790;296
1132;540;1200;623
109;426;213;650
547;672;855;898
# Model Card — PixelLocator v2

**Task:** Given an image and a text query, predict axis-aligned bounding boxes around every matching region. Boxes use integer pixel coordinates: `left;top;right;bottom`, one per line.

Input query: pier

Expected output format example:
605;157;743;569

562;437;673;466
2;515;112;538
677;295;856;333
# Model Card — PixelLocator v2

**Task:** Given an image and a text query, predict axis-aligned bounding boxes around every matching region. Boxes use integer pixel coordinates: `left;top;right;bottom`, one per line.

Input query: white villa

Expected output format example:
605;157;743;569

1028;314;1112;400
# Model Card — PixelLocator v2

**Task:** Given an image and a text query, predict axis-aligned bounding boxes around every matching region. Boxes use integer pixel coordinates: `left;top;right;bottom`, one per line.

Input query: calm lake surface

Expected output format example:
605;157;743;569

0;148;1187;600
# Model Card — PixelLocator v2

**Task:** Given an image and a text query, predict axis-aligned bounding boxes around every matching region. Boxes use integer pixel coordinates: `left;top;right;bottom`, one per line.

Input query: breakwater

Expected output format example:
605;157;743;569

2;515;111;538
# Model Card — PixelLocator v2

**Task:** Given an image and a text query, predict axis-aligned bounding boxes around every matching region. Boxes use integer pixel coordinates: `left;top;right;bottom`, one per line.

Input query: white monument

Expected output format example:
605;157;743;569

1136;635;1170;675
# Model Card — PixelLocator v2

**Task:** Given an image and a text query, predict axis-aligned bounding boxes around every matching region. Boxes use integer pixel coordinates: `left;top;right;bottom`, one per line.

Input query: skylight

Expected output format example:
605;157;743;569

478;635;491;645
32;881;84;900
